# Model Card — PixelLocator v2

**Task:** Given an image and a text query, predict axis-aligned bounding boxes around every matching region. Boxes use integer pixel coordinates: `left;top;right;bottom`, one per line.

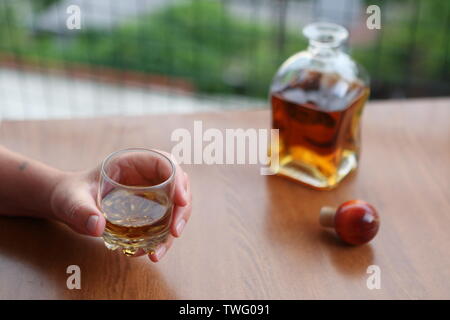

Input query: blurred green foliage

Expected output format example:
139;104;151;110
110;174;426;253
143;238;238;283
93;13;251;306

0;0;448;98
34;0;60;11
355;0;449;86
0;0;304;96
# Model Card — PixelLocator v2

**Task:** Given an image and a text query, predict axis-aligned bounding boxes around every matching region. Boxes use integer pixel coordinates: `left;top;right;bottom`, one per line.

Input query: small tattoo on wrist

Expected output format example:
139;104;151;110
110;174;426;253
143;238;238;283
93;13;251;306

19;161;28;171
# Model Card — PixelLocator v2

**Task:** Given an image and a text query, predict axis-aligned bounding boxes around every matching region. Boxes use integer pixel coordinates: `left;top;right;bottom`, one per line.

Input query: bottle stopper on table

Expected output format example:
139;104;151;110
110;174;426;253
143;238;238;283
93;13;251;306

320;200;380;245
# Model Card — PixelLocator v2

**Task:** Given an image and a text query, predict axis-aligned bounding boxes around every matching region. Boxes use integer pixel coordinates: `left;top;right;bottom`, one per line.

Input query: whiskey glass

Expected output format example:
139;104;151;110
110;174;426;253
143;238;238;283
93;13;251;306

98;148;175;256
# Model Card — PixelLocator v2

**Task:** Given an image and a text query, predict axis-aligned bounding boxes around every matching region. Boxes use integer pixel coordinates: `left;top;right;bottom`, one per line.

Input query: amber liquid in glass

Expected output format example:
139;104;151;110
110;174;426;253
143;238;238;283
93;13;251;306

271;71;369;189
101;188;172;255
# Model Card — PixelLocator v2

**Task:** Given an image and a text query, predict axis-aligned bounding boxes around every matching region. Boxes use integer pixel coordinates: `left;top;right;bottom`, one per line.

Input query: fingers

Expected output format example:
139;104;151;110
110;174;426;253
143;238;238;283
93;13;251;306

105;150;188;208
67;202;105;237
89;149;190;263
148;235;174;263
171;174;192;238
53;180;106;237
131;173;190;261
168;156;188;207
144;149;188;207
146;172;190;263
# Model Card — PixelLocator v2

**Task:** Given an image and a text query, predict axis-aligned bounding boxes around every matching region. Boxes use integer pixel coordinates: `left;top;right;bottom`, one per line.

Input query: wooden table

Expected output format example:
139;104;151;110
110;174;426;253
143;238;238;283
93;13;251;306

0;98;449;299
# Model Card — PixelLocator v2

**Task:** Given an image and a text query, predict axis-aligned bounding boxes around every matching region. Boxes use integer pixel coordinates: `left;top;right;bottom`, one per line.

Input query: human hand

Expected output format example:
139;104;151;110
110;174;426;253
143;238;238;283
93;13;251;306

50;151;192;262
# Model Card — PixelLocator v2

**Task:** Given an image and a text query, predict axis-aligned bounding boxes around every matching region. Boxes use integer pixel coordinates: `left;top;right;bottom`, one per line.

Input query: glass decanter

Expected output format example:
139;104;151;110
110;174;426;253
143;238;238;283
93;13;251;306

270;22;370;190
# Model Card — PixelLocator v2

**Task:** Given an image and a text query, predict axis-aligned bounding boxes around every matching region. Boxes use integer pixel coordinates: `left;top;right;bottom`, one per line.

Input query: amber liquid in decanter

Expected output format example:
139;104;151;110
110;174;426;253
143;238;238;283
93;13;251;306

271;70;369;189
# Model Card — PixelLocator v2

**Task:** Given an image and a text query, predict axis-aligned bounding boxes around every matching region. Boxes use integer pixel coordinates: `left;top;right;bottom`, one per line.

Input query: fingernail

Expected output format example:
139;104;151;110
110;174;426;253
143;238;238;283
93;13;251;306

155;245;166;260
176;219;186;236
86;215;99;234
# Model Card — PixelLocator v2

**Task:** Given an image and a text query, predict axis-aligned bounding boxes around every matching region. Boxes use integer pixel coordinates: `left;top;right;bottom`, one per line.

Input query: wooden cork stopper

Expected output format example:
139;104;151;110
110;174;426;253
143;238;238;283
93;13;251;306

319;206;336;228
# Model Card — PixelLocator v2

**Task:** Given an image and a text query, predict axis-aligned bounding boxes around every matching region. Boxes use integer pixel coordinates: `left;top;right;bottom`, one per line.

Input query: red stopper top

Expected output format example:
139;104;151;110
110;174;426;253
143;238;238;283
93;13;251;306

334;200;380;245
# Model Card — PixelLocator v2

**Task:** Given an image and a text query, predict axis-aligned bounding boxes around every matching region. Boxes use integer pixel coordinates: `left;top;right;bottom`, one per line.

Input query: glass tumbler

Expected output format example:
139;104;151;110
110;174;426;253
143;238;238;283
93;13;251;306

98;148;175;256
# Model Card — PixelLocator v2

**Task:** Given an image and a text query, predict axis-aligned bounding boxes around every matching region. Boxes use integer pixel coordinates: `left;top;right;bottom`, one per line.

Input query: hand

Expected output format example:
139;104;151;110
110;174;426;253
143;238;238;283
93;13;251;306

50;152;192;263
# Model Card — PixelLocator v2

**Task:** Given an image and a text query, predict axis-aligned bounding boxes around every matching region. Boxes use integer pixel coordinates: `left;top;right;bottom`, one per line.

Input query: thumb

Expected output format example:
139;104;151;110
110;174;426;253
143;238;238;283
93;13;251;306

54;188;106;237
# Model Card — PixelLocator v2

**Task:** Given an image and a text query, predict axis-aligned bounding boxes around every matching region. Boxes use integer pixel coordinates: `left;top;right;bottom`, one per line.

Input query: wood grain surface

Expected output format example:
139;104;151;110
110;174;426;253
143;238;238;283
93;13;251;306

0;98;449;299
